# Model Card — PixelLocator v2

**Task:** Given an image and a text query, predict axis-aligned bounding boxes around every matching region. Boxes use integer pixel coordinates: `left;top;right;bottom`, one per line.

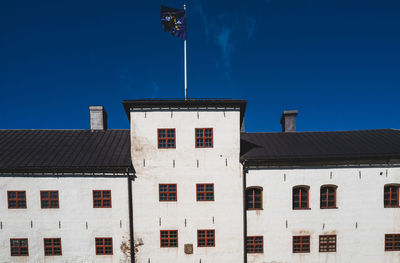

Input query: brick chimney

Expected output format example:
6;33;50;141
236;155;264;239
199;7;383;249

89;106;107;130
280;110;298;132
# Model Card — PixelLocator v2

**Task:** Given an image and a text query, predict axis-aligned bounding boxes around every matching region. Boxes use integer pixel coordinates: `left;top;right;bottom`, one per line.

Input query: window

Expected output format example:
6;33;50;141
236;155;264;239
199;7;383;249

10;239;28;256
44;238;62;256
8;191;26;209
293;236;310;253
95;238;113;255
385;234;400;251
41;191;59;208
158;129;176;149
198;230;215;247
384;185;399;208
196;184;214;201
320;185;337;209
293;186;309;209
246;187;262;210
160;230;178;247
246;236;263;253
159;184;177;201
319;235;336;252
195;128;213;148
93;190;111;208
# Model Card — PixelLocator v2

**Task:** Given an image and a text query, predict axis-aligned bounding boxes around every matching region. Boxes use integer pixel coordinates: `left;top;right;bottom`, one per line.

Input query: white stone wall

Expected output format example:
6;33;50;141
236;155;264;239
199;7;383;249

0;176;130;263
130;109;244;263
246;166;400;263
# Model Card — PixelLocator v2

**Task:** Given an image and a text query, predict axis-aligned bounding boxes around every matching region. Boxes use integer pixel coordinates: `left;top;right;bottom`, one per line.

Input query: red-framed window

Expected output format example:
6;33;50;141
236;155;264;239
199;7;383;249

93;190;111;208
160;230;178;247
197;230;215;247
385;234;400;251
159;184;177;201
10;239;28;256
293;236;310;253
8;191;26;209
319;235;336;252
320;185;337;209
196;184;214;201
41;191;59;209
195;128;213;148
384;185;400;208
158;129;176;149
95;237;113;255
246;187;262;210
44;238;62;256
246;236;263;253
293;186;309;209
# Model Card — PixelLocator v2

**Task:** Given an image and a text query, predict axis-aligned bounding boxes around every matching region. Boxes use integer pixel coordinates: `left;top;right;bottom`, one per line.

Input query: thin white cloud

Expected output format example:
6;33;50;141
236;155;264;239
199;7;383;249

151;80;160;98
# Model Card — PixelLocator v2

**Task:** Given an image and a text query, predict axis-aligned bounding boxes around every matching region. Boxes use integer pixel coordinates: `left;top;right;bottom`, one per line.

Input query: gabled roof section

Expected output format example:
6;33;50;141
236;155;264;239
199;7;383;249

0;130;131;173
122;98;247;126
241;129;400;165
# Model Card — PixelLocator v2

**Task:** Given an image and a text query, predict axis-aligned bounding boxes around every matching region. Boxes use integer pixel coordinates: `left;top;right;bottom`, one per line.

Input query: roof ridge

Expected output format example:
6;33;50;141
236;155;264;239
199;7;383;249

243;129;395;134
0;129;129;131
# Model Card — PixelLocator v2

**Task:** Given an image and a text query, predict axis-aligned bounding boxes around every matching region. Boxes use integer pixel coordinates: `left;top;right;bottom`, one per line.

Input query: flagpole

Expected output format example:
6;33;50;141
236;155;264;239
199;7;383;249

184;4;187;100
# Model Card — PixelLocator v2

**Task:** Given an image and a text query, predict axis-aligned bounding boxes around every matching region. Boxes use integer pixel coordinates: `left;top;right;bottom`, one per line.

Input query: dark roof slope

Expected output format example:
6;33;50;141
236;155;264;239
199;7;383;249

0;130;131;173
241;129;400;164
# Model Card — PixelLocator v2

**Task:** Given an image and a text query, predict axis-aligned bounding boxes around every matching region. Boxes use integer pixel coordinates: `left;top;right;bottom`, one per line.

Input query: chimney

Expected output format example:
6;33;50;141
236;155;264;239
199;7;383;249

280;110;298;132
89;106;108;130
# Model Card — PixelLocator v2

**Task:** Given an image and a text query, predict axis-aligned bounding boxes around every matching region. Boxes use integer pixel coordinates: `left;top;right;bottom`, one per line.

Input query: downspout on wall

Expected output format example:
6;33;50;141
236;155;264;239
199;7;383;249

242;160;248;263
127;168;135;263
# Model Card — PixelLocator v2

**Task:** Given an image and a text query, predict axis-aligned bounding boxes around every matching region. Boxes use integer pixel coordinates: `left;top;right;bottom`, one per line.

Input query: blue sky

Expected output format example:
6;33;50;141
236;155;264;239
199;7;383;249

1;0;399;132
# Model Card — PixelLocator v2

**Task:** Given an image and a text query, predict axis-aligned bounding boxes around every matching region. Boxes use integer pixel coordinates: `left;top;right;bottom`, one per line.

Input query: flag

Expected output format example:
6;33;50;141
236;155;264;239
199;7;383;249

160;6;186;40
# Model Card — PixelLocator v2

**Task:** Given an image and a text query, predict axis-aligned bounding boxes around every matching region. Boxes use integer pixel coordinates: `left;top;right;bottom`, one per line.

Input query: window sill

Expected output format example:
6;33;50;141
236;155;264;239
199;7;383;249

320;207;338;209
247;208;263;211
293;208;311;210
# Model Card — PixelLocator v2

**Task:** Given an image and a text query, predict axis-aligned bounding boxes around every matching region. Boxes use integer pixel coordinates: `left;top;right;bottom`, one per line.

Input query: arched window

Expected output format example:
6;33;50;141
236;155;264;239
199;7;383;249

293;186;309;209
384;184;400;208
246;187;263;210
320;185;337;209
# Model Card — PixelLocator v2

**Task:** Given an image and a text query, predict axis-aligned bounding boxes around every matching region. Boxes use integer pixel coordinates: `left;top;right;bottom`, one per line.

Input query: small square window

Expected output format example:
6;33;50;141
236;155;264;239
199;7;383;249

159;184;177;201
198;230;215;247
246;187;263;210
158;129;176;149
196;184;214;201
93;190;112;208
195;128;213;148
8;191;26;209
160;230;178;247
44;238;62;256
384;185;399;208
10;239;29;256
246;236;263;253
385;234;400;251
41;191;59;208
293;236;310;253
293;186;309;209
319;235;336;252
95;238;113;255
320;186;337;209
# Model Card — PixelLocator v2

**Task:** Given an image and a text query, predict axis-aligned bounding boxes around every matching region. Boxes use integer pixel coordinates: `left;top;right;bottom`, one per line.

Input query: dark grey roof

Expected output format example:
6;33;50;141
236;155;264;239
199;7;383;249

122;98;247;126
241;129;400;164
0;130;131;173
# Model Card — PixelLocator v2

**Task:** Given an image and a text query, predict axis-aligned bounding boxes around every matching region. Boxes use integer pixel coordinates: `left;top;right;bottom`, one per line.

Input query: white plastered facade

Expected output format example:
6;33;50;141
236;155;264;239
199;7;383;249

0;176;130;263
130;108;244;263
246;166;400;263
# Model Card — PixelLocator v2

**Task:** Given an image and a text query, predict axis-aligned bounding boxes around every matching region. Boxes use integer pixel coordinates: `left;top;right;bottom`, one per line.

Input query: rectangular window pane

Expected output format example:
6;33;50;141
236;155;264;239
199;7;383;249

158;129;176;149
93;190;112;208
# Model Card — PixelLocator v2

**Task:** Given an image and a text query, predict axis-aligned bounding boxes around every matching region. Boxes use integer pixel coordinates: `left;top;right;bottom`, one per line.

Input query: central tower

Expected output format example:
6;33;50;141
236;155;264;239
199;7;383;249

123;99;246;263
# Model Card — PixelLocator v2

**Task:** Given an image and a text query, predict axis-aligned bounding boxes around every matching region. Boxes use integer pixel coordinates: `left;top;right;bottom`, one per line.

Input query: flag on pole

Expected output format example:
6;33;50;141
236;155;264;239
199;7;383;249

160;6;186;40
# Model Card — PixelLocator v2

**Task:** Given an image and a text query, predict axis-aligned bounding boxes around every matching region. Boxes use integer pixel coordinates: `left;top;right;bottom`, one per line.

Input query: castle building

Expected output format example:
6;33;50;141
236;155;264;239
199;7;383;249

1;99;400;263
